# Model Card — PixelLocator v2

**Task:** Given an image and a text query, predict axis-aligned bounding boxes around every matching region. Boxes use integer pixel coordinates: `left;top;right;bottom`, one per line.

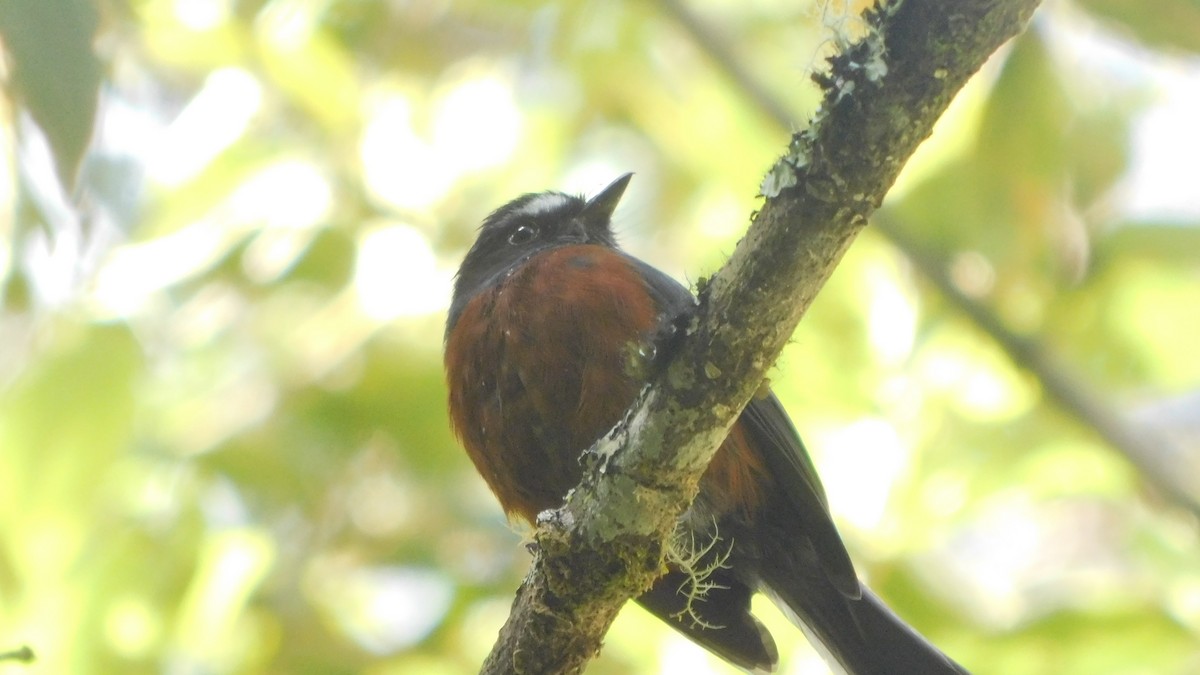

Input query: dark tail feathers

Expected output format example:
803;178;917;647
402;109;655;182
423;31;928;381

765;577;969;675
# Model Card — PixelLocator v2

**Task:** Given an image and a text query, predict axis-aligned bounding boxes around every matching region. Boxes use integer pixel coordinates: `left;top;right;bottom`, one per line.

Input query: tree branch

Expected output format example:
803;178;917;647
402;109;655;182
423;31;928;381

662;0;1200;517
481;1;1042;672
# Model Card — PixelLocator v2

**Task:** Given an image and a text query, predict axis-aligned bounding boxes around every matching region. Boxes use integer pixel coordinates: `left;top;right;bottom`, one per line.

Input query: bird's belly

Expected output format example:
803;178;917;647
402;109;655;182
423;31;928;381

446;246;660;522
447;244;773;524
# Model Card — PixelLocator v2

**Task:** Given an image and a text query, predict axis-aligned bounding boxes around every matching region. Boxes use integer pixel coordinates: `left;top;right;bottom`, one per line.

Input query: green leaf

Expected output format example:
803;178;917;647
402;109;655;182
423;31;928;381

1081;0;1200;54
0;0;103;191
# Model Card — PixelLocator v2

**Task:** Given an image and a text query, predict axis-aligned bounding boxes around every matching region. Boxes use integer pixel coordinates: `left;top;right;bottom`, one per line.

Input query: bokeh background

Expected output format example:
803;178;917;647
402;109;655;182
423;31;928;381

2;0;1199;673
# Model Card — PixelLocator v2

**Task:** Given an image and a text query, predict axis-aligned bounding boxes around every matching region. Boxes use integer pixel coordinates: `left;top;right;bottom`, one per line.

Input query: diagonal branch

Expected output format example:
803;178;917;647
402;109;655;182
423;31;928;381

661;0;1200;517
481;1;1042;673
876;217;1200;517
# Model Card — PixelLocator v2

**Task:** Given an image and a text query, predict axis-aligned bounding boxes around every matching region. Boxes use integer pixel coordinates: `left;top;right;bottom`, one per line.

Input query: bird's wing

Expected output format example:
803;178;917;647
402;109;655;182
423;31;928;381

740;391;859;597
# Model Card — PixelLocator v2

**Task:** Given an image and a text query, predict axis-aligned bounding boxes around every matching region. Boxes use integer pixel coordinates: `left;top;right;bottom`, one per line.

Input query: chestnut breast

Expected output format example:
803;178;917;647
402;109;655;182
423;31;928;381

446;244;772;523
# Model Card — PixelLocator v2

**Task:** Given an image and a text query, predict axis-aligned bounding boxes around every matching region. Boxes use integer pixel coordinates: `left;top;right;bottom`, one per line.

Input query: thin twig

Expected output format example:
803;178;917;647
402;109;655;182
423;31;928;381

0;645;35;664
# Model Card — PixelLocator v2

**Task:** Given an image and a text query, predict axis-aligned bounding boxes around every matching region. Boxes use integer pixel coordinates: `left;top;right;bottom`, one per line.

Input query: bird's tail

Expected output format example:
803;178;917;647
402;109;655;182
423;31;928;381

762;564;969;675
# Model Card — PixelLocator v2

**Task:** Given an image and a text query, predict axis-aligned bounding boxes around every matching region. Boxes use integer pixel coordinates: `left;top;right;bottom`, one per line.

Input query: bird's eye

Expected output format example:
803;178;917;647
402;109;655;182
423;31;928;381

507;224;538;245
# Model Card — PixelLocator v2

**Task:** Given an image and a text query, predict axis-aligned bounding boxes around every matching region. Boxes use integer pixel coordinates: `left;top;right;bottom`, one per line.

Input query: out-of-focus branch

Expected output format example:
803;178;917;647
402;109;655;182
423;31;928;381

877;217;1200;517
0;645;35;664
657;0;1200;518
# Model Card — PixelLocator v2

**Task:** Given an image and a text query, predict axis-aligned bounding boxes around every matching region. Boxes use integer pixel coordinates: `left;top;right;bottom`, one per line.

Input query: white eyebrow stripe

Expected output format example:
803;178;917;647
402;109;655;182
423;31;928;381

514;193;572;217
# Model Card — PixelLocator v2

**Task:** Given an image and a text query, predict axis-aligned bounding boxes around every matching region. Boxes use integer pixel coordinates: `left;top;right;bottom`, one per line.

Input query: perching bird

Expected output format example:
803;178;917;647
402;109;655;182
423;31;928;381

445;174;968;674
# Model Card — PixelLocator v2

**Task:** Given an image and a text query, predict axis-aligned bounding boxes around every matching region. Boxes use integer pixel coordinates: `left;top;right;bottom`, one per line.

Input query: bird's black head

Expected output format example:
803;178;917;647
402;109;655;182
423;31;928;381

447;173;633;332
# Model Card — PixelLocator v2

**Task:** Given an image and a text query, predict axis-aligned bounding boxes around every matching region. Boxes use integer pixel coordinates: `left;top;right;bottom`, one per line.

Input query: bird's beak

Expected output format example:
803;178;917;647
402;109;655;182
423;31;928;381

580;173;633;228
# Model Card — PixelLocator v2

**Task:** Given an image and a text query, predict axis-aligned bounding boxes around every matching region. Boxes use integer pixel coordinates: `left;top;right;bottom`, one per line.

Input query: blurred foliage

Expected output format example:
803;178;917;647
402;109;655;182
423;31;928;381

0;0;101;190
1;1;1199;674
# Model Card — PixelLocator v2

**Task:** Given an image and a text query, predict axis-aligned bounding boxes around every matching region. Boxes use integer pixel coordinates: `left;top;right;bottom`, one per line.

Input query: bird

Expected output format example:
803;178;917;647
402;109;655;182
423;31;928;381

444;173;969;674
